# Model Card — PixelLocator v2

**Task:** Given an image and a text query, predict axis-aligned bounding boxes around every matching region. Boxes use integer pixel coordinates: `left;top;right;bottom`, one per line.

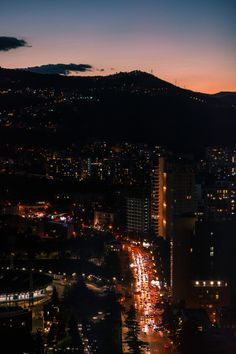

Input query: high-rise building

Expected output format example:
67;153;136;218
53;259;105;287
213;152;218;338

204;181;236;220
126;195;150;236
150;157;196;239
169;162;197;216
172;217;233;322
189;219;235;321
151;157;168;238
172;215;196;303
167;159;198;298
205;147;236;180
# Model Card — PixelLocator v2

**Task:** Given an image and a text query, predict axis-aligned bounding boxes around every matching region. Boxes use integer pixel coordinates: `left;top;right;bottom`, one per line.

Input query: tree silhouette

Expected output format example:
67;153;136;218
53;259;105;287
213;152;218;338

68;314;83;353
51;286;59;307
125;306;146;354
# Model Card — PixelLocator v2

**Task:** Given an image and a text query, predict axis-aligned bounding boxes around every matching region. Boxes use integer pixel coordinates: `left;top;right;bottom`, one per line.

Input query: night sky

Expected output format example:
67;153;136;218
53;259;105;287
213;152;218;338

1;0;235;93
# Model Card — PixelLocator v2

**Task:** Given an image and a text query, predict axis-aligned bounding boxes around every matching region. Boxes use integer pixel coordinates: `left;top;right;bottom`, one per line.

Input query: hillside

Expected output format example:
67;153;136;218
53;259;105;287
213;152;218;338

0;68;235;149
213;92;236;106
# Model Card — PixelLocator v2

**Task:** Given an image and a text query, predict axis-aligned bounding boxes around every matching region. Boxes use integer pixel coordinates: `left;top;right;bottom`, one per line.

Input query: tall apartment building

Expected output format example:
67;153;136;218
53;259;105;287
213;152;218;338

169;162;197;216
205;147;236;179
126;195;150;236
204;181;236;219
151;157;167;238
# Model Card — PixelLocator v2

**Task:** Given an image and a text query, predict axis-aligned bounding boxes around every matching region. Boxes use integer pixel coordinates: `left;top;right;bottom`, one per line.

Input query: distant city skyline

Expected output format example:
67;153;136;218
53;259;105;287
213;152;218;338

0;0;235;93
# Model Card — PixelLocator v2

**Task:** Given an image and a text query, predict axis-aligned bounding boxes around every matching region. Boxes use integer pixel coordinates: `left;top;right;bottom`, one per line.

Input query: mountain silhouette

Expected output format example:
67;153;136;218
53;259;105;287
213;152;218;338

0;68;235;150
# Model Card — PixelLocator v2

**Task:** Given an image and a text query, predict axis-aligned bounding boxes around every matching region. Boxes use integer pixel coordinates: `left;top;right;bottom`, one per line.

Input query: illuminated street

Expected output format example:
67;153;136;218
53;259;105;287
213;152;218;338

122;241;176;354
0;18;234;351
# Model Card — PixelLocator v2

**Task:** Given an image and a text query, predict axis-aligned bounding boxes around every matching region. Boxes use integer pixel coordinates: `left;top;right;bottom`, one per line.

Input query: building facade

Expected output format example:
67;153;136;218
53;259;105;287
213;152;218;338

126;195;151;236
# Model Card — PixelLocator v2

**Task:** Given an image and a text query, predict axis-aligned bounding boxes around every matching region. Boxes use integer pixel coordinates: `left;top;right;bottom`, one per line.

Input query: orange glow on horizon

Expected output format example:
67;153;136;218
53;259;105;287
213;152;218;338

1;41;235;94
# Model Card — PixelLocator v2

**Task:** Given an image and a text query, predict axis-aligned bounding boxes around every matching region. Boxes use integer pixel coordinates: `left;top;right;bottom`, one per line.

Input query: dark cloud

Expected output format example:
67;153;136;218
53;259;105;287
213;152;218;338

95;68;105;72
0;36;29;51
21;63;93;75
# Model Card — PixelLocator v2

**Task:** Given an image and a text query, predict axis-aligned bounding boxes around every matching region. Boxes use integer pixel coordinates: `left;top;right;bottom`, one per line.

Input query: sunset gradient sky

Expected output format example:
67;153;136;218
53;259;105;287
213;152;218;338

1;0;235;93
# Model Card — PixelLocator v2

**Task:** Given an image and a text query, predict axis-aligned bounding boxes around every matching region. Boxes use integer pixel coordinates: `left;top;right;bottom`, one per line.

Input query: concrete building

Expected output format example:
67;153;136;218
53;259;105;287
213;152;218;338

150;157;196;239
172;217;235;323
204;181;236;220
169;162;197;216
205;147;236;180
151;157;168;238
172;215;196;304
126;195;150;236
94;210;115;230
